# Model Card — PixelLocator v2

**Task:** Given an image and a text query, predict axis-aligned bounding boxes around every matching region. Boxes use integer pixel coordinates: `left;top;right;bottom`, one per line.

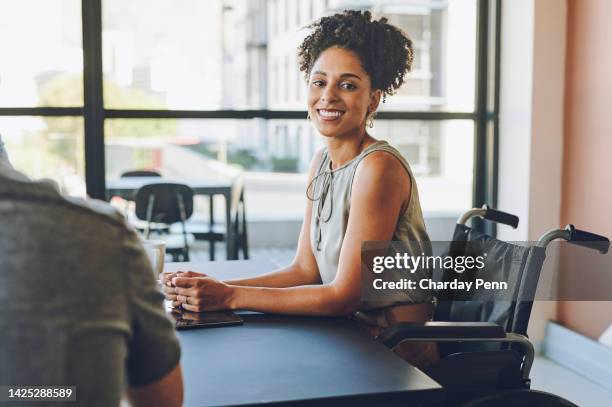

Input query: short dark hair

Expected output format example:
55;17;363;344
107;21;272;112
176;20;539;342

297;10;414;99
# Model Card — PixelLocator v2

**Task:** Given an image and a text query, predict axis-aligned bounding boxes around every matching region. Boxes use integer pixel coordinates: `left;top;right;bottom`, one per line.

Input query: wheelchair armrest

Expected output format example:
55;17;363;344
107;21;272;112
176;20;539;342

378;322;536;380
378;322;506;349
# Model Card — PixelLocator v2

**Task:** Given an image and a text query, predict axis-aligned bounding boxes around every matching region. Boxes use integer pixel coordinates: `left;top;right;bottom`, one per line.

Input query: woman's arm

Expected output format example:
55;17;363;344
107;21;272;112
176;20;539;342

224;262;319;288
171;151;410;315
163;150;324;294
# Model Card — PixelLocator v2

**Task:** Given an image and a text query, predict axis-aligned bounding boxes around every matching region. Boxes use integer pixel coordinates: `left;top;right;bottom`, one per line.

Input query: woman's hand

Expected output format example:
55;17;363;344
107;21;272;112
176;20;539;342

163;271;236;312
161;271;206;306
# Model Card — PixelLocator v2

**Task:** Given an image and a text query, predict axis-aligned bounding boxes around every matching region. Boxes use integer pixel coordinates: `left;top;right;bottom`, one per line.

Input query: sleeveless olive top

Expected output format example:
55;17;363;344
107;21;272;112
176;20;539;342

308;140;432;311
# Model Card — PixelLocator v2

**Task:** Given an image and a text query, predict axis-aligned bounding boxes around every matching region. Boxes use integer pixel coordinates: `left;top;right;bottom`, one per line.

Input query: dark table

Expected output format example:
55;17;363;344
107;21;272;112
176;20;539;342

107;177;236;259
165;260;442;406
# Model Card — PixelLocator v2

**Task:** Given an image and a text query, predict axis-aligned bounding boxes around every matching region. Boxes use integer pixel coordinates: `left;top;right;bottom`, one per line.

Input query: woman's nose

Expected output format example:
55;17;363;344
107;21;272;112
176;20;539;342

320;85;338;102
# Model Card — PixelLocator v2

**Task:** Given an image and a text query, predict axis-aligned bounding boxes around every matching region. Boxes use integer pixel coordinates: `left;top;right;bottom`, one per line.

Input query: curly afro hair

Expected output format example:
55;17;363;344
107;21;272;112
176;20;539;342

297;10;414;100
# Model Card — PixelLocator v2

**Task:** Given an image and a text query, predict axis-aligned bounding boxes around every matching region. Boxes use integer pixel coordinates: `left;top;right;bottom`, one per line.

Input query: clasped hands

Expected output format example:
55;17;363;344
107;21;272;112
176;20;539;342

161;271;236;312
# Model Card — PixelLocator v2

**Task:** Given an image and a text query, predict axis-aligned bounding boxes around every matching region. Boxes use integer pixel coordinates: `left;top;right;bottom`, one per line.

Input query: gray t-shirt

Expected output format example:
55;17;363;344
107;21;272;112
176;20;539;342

0;167;180;406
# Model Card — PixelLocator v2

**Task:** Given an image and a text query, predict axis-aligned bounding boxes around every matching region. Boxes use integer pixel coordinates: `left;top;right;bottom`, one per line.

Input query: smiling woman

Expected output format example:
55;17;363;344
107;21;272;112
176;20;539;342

163;10;438;368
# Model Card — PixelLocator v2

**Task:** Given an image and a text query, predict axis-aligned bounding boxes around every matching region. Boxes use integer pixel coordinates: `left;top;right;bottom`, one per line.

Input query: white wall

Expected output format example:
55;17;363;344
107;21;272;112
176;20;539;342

498;0;567;344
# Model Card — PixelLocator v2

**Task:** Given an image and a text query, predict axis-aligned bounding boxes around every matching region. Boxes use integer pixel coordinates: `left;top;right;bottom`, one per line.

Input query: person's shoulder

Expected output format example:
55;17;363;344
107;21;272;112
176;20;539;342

65;196;127;225
350;146;411;207
1;177;129;231
357;148;408;180
351;145;411;200
55;194;139;249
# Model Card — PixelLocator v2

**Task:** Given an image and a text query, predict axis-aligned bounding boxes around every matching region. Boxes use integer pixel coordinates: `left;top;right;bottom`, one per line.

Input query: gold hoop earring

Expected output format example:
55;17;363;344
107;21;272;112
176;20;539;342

366;112;375;128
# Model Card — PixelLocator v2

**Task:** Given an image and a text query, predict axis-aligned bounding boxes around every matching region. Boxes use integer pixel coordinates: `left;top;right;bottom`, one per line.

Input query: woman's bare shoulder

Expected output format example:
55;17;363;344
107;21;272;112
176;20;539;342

351;149;411;212
356;149;409;182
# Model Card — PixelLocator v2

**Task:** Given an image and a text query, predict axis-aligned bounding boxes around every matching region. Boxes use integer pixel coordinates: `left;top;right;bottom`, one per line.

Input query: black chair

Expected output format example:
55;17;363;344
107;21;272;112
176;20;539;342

173;179;249;260
377;205;610;407
135;183;195;262
119;169;163;229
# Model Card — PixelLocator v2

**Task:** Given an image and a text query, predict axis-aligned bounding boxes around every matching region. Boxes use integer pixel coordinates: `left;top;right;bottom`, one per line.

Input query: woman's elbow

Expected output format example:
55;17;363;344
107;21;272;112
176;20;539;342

325;289;361;316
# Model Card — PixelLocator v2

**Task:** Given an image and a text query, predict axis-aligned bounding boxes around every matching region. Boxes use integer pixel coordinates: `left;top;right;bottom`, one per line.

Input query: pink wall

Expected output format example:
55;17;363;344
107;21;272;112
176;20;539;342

558;0;612;339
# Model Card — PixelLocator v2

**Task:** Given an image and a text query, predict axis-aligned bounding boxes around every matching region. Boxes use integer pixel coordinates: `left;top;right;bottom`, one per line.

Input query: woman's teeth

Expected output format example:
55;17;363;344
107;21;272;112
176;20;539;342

318;110;343;118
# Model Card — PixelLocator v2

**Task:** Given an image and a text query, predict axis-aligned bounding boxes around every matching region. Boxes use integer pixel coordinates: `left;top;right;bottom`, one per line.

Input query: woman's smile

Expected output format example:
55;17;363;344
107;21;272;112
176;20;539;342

316;108;346;121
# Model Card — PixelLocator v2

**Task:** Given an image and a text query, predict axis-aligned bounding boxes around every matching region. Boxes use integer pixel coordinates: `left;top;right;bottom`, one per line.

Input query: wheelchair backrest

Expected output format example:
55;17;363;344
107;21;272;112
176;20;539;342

434;224;546;350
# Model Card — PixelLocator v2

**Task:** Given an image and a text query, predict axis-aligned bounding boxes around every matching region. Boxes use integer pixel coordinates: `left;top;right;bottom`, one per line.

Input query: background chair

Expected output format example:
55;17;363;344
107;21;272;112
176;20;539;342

377;205;610;406
120;169;162;178
172;178;249;260
135;183;195;262
119;169;165;232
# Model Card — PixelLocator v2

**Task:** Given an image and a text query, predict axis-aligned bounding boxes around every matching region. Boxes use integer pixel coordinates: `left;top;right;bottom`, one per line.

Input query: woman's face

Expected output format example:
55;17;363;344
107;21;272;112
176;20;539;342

307;46;381;140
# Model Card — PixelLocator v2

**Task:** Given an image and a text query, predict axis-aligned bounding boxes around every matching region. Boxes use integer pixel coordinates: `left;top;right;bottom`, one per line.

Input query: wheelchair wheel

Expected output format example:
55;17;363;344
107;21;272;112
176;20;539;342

461;389;578;407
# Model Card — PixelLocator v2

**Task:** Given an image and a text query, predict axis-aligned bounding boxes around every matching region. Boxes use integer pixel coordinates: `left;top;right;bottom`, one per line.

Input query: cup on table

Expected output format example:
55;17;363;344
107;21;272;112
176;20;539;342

142;239;166;277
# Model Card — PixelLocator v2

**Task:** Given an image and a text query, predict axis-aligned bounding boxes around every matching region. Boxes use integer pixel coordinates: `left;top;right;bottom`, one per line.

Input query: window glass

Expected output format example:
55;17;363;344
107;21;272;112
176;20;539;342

0;117;85;196
0;0;83;107
347;1;477;112
102;0;267;110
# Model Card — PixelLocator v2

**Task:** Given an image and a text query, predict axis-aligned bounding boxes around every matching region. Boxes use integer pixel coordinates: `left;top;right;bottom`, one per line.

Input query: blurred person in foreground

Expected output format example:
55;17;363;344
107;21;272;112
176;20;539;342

0;134;183;407
163;11;437;368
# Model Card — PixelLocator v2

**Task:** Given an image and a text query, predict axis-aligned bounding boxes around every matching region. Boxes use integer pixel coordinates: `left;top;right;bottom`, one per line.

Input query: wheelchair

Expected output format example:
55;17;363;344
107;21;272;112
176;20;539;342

378;205;610;407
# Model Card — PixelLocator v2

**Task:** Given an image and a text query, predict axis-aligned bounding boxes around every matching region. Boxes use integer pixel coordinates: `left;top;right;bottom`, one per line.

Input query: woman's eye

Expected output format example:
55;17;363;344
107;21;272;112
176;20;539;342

341;82;357;90
311;80;325;87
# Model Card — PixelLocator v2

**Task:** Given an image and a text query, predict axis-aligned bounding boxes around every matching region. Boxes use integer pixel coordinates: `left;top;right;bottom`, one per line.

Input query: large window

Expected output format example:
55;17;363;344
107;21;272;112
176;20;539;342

1;0;499;222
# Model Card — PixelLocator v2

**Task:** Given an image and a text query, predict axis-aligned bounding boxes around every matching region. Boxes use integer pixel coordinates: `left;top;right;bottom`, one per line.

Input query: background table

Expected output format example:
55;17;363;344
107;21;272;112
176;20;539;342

165;260;442;406
107;177;236;259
